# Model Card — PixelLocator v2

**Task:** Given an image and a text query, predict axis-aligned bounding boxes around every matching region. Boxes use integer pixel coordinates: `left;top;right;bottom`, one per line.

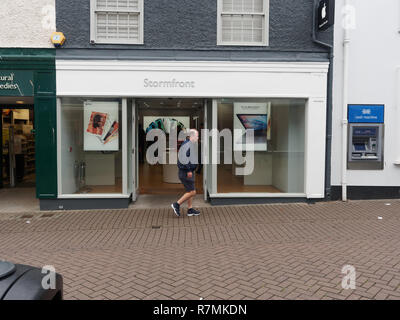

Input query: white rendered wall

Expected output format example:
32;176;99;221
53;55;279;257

332;0;400;186
0;0;55;48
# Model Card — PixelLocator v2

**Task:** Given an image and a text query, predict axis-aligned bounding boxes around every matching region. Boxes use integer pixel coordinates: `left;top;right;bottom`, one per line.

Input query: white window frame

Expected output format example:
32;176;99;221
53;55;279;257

90;0;144;45
217;0;269;46
57;97;131;199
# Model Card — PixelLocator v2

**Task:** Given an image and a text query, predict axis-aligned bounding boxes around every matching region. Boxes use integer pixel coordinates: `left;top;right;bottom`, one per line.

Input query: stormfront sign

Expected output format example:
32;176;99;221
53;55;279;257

0;70;34;96
144;78;196;89
317;0;335;31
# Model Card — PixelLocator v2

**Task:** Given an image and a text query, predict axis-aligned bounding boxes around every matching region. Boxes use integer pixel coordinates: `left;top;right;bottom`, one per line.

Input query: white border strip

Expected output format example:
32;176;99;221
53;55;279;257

56;60;330;73
209;193;307;198
56;98;62;196
56;93;315;99
122;98;128;195
58;194;130;199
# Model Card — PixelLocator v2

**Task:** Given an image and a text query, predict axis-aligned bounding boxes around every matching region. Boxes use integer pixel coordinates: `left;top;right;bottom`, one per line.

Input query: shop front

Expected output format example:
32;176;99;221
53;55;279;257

0;49;56;203
50;60;329;210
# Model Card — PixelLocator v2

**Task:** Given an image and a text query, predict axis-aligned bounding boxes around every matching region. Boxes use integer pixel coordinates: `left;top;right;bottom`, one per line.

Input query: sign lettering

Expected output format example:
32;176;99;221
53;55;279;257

0;71;34;96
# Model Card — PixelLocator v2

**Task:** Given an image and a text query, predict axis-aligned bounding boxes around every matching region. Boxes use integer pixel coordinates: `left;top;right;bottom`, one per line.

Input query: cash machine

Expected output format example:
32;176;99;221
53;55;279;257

348;105;384;170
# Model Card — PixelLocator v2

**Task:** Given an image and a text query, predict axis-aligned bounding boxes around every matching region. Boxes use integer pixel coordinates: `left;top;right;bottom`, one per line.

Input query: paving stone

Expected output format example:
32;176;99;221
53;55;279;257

1;200;400;300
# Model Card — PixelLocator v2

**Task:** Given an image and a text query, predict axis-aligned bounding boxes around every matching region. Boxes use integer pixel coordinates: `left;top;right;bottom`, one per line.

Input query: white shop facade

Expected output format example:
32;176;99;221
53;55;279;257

49;60;329;210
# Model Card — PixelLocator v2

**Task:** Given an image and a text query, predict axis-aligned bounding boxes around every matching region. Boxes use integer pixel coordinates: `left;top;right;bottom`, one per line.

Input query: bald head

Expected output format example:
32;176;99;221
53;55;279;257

188;129;199;143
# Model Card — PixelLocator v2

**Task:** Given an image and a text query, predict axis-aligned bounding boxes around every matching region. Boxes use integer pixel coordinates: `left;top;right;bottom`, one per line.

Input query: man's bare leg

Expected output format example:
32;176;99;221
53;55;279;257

187;196;193;209
177;190;196;206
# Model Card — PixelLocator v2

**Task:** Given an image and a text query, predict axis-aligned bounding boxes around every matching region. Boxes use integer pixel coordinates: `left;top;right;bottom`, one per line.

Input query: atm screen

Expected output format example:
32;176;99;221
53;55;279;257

354;143;366;151
353;128;377;136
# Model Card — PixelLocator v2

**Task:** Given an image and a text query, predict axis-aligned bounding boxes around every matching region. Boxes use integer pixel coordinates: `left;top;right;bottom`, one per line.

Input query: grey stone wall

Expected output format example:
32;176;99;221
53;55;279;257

56;0;333;60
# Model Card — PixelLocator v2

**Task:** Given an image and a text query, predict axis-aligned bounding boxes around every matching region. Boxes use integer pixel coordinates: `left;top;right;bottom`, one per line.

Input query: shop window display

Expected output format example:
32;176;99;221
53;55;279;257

59;97;122;195
1;108;35;188
217;98;306;194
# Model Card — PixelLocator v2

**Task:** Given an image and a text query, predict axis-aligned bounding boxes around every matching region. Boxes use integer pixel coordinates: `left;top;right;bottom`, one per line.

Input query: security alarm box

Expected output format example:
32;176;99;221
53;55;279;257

347;105;384;170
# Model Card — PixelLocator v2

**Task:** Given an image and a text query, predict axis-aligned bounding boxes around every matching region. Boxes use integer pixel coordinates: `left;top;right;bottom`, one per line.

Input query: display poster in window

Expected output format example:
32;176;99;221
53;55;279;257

233;102;271;152
83;101;119;151
143;116;189;135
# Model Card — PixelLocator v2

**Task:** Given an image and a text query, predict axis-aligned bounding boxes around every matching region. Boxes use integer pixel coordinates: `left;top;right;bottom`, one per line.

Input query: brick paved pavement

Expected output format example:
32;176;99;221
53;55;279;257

1;200;400;300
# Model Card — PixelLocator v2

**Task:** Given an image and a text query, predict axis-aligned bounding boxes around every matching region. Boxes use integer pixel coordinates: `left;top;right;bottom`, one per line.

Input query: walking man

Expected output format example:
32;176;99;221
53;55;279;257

171;129;201;217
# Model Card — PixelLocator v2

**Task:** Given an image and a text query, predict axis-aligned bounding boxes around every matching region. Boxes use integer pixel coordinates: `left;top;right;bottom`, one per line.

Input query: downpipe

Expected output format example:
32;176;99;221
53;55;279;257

342;0;350;202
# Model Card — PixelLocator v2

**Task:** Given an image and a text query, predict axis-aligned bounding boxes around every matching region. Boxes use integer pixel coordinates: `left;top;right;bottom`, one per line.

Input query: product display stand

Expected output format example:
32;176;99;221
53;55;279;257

24;134;35;175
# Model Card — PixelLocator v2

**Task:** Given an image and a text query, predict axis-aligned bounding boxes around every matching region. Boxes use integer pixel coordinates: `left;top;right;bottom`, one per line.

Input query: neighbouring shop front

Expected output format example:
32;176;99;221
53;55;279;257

48;60;330;210
0;49;56;203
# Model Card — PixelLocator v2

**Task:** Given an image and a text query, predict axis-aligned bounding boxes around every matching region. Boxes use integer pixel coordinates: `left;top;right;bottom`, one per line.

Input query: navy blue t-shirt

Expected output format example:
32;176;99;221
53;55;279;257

177;139;198;172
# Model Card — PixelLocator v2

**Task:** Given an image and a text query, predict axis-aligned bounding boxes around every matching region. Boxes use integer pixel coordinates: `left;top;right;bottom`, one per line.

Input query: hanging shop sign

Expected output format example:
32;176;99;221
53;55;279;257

348;105;385;123
84;101;120;151
0;71;34;96
317;0;335;31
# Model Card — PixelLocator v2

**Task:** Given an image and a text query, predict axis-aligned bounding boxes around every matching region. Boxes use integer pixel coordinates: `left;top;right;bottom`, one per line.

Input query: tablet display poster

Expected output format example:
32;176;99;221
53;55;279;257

143;116;189;135
84;101;119;151
233;102;271;151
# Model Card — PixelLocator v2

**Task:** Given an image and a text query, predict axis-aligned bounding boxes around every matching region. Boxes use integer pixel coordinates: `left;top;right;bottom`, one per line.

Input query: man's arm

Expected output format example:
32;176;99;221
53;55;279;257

181;140;192;173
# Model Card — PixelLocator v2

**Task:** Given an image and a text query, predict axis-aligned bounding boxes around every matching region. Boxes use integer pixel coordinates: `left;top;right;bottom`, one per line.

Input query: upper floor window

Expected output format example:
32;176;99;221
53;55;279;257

217;0;269;46
90;0;144;44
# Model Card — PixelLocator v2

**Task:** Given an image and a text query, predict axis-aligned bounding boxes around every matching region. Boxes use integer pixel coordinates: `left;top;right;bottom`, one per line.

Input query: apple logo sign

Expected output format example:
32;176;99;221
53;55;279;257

321;3;327;19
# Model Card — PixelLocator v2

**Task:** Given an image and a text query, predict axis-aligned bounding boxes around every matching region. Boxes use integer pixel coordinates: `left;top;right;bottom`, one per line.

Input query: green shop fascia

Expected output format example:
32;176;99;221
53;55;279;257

0;48;57;199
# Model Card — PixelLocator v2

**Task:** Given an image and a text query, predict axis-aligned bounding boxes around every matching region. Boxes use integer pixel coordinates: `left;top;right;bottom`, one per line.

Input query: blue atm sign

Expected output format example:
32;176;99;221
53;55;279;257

348;105;384;123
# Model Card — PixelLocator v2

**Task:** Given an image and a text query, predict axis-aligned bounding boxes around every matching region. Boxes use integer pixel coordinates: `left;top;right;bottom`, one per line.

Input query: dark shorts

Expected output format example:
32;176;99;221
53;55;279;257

178;170;195;192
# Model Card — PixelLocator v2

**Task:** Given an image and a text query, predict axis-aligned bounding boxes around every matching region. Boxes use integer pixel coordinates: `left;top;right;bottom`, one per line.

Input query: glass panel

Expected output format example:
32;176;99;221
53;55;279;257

231;16;243;42
97;0;139;11
232;0;243;12
222;0;264;13
1;109;36;188
243;0;254;12
206;100;214;195
253;0;264;12
253;28;263;42
222;0;233;12
221;14;264;43
127;100;133;195
242;17;253;42
60;97;123;195
216;98;305;194
221;16;233;42
96;12;139;41
253;15;263;28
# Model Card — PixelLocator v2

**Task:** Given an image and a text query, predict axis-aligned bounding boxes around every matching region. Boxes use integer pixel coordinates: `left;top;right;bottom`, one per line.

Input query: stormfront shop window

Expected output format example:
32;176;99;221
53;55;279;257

217;98;305;194
60;98;122;195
